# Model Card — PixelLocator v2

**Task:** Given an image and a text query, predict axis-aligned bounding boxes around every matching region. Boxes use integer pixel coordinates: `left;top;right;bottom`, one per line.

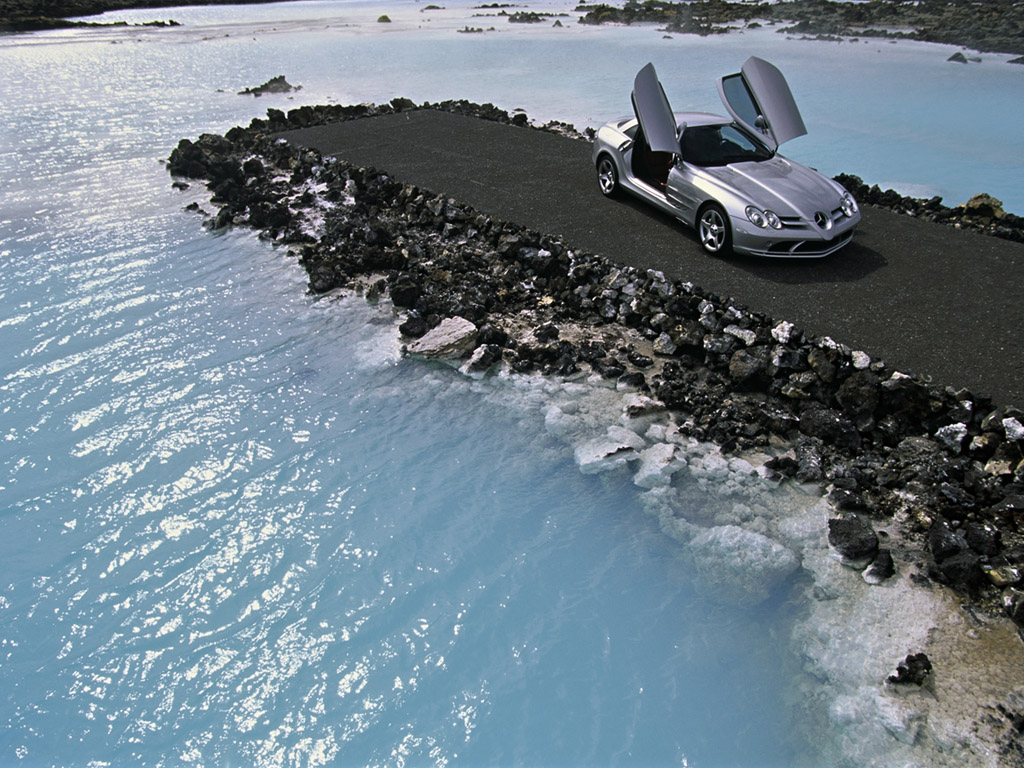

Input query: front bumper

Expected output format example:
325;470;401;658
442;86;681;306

730;212;861;258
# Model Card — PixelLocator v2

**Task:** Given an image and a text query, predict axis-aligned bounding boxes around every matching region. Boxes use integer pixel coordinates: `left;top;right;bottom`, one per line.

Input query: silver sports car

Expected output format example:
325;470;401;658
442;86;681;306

593;57;860;257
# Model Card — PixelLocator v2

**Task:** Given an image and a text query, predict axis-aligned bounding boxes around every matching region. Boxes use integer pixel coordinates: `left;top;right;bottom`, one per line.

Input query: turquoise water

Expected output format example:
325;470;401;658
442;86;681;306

0;148;801;765
1;4;1020;765
0;226;797;766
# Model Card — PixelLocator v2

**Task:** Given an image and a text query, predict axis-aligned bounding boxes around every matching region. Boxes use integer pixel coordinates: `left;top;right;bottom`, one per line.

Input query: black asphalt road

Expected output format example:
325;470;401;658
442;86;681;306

283;110;1024;407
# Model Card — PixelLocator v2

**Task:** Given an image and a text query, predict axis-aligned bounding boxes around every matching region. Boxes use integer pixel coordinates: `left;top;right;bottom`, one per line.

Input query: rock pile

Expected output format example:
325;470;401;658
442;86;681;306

834;174;1024;244
167;100;1024;629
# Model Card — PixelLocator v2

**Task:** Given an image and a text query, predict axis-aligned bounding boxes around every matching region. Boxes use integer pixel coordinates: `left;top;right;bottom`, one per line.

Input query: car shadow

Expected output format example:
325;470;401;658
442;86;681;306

596;194;887;284
726;240;888;284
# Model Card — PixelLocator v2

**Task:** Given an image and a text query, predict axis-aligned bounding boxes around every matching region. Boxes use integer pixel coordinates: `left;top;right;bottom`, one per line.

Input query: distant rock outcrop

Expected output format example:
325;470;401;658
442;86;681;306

238;75;299;97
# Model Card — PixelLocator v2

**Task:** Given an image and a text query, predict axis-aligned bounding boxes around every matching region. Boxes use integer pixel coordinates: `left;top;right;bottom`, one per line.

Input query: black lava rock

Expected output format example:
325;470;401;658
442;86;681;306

828;513;879;567
887;652;932;685
928;518;967;563
864;548;895;583
399;316;429;338
965;521;1002;556
933;550;986;591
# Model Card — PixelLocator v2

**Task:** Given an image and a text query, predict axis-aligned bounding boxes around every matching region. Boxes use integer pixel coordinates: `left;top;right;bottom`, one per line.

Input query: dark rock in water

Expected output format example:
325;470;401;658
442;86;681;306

794;439;824;483
618;371;647;390
928;518;967;563
948;51;969;63
864;548;895;583
887;652;932;685
1010;56;1024;65
242;157;264;177
239;75;299;97
829;487;867;511
477;323;509;347
828;513;879;568
389;276;421;308
592;357;625;379
765;454;800;478
399;316;429;338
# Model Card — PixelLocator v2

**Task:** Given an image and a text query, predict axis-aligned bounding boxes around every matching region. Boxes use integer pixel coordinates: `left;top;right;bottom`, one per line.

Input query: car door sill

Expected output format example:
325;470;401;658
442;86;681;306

627;178;680;218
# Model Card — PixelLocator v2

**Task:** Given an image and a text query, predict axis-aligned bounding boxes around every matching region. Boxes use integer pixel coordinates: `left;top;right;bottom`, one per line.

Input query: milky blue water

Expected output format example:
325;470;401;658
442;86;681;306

1;3;1021;766
0;137;801;765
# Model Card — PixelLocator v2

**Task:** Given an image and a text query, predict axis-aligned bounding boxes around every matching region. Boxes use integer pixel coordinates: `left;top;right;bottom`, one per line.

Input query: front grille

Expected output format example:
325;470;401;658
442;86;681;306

762;229;853;257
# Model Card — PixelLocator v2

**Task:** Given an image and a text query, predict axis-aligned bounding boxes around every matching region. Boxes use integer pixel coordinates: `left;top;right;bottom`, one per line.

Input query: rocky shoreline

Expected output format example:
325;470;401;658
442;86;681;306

168;99;1024;762
0;0;271;32
577;0;1024;57
4;0;1024;60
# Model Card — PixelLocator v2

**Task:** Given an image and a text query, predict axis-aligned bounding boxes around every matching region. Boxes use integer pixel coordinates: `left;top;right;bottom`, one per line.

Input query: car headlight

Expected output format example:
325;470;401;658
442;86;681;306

840;192;858;217
746;206;782;229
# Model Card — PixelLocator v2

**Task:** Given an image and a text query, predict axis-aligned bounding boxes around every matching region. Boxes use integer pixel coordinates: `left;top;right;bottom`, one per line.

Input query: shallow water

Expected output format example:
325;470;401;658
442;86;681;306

0;181;803;765
0;4;1021;766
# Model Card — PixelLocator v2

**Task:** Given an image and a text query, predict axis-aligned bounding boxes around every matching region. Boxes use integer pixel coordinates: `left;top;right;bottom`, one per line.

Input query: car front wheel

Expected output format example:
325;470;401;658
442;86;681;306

596;155;619;197
698;203;731;256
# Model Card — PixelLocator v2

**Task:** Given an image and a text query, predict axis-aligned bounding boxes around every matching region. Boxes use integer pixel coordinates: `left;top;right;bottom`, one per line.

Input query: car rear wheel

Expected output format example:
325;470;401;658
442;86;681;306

597;155;619;197
698;203;731;256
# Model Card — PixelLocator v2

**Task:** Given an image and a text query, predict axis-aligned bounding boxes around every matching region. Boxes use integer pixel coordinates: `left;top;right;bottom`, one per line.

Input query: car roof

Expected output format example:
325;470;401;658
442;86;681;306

614;111;730;130
675;112;731;128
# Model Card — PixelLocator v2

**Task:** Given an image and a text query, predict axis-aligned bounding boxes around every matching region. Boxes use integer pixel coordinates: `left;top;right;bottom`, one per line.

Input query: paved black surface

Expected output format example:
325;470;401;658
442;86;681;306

284;110;1024;407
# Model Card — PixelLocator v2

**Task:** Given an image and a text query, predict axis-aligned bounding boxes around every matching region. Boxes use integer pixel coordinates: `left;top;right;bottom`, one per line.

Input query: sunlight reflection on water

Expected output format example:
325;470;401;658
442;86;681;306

1;5;1022;765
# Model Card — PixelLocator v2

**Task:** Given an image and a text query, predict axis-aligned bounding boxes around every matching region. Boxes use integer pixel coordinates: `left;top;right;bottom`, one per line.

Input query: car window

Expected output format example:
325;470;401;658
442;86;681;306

720;74;762;129
681;125;773;166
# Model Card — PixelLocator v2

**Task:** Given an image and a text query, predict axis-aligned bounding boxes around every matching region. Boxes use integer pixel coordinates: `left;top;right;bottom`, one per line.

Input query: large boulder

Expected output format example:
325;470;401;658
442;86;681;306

962;193;1005;222
405;316;478;359
828;513;879;568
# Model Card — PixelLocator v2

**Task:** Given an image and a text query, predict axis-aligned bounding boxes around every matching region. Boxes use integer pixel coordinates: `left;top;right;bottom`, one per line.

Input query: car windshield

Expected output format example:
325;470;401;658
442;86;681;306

681;124;773;166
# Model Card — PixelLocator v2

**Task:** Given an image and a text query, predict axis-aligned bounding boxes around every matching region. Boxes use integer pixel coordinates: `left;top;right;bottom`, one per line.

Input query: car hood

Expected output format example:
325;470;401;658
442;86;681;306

700;156;840;218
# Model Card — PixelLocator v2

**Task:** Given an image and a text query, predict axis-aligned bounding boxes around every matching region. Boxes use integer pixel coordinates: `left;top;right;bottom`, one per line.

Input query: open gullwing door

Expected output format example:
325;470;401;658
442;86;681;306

631;62;680;155
716;56;807;150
